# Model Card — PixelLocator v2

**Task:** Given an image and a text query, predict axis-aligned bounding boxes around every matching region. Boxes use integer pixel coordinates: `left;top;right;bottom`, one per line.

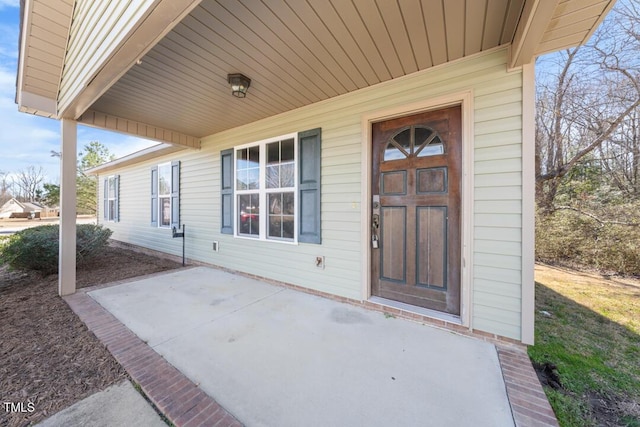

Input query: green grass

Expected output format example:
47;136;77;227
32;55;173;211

529;264;640;426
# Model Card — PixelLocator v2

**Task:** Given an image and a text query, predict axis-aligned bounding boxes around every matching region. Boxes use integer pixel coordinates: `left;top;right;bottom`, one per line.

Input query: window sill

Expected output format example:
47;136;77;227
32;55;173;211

234;235;298;245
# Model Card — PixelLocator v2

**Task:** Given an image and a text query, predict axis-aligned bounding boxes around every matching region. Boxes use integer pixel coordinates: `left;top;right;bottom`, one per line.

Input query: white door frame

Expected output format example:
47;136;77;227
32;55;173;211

360;91;474;328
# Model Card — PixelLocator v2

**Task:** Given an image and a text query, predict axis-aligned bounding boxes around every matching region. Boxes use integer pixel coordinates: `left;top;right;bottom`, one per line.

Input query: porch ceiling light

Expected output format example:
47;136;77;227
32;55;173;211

227;73;251;98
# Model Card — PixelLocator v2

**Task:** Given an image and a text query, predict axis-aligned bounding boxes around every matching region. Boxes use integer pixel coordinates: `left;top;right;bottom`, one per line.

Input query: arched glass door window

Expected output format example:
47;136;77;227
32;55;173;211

383;126;444;161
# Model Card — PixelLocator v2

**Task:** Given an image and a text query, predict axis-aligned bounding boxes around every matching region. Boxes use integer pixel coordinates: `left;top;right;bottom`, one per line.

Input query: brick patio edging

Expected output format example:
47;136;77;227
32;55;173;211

497;346;560;427
64;291;242;427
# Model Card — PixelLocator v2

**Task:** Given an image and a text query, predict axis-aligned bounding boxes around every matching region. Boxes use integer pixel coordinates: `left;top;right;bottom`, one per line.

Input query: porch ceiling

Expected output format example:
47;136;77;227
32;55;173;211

17;0;617;142
91;0;527;138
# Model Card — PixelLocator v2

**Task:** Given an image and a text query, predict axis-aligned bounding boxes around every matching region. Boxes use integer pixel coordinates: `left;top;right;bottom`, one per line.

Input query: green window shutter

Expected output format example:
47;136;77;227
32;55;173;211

298;128;321;244
114;175;120;222
220;149;234;234
150;166;158;227
103;178;108;220
171;161;180;229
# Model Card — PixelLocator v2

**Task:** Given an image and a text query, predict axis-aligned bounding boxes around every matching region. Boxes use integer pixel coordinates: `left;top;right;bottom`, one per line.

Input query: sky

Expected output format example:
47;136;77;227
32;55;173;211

0;0;156;185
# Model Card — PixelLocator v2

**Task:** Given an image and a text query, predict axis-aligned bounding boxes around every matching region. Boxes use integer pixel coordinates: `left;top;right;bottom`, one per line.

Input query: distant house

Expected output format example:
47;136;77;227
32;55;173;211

0;198;43;219
16;0;617;345
0;198;59;219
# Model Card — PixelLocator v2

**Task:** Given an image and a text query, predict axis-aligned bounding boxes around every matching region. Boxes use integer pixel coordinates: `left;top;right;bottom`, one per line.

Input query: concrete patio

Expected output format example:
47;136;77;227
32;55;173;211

64;267;558;426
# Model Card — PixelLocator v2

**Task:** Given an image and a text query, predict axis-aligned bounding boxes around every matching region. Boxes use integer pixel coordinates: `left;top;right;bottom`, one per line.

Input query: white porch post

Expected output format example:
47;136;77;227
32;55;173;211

521;62;536;345
59;119;77;296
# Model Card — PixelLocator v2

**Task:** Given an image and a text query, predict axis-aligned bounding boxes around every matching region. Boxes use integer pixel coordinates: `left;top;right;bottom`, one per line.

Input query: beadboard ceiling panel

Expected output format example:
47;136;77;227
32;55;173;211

90;0;528;138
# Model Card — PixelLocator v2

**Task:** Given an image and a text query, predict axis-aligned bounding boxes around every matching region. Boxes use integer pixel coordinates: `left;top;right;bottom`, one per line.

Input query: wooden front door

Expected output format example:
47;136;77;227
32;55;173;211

371;106;461;315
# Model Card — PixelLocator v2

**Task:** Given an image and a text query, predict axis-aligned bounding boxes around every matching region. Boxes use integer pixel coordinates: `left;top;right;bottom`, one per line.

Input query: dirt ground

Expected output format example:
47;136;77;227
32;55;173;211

0;243;182;427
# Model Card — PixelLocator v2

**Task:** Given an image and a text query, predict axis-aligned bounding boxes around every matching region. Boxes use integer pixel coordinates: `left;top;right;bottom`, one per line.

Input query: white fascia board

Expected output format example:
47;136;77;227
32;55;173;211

17;91;58;116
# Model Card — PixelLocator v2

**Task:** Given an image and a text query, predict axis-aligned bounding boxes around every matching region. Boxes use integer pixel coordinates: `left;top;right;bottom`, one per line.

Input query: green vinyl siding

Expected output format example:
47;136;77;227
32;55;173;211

472;61;523;338
97;47;526;340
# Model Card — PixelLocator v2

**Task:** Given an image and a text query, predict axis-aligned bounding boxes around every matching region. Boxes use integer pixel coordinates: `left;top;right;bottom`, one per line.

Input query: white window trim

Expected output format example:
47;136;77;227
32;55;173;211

106;175;117;222
233;133;298;244
157;161;172;228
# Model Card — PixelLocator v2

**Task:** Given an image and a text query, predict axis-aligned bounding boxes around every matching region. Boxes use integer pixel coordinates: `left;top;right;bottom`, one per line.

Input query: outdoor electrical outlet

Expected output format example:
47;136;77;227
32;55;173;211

213;241;219;252
315;256;325;269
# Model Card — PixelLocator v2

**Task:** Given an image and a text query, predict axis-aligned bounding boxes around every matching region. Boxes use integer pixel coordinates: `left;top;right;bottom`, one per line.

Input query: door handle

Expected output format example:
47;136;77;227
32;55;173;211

371;214;380;249
372;195;380;249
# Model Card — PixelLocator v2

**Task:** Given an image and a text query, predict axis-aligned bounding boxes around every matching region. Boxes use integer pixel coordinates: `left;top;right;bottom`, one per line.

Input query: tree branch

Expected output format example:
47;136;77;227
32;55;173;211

554;205;640;227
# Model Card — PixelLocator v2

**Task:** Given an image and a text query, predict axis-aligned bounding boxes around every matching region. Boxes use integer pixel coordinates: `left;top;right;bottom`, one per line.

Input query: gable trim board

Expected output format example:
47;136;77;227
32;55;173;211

95;47;529;343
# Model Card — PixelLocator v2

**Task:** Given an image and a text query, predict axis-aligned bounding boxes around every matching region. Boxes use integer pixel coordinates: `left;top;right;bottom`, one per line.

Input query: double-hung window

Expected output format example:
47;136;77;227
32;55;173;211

266;138;295;240
236;145;261;236
235;134;296;241
103;175;119;222
222;128;321;244
151;161;180;228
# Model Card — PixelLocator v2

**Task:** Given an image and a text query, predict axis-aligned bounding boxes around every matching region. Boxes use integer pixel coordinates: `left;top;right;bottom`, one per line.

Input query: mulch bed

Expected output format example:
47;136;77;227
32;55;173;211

0;244;182;427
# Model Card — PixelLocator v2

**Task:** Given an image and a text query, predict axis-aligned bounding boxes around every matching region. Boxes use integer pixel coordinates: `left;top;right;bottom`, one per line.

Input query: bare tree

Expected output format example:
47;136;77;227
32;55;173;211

0;171;11;205
13;166;45;202
599;108;640;197
535;3;640;213
596;1;640;199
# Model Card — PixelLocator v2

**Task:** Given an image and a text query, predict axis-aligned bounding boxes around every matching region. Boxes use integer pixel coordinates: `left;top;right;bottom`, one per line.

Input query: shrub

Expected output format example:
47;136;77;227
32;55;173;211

0;224;112;274
536;209;640;276
76;224;112;262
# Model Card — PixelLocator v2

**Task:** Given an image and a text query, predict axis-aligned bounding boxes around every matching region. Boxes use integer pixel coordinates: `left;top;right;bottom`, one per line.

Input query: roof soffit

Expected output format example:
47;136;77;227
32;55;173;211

16;0;74;117
16;0;616;151
511;0;617;68
16;0;204;148
58;0;204;121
